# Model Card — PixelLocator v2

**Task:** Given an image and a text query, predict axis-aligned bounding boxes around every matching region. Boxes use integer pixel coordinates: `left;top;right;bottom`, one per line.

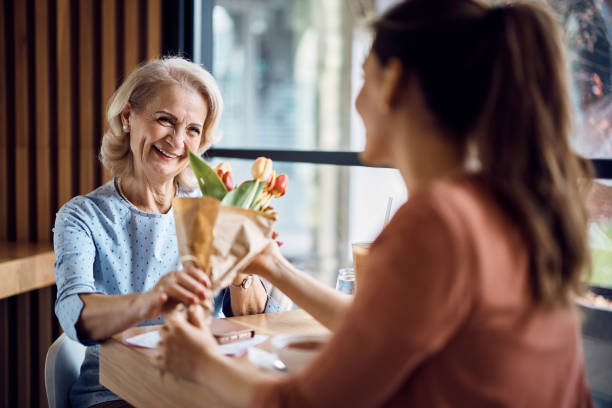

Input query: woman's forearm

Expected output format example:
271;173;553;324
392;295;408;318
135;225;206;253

267;256;352;331
76;293;147;341
193;352;276;408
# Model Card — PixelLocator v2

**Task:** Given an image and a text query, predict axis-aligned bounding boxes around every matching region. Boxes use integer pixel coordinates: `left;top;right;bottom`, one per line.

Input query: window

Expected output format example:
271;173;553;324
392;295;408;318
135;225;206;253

208;0;361;150
193;0;612;289
203;159;406;285
193;0;404;287
548;0;612;288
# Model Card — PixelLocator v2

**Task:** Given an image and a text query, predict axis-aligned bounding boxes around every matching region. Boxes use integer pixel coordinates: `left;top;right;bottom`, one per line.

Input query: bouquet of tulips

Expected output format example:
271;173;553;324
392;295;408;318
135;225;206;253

192;154;288;215
172;152;288;312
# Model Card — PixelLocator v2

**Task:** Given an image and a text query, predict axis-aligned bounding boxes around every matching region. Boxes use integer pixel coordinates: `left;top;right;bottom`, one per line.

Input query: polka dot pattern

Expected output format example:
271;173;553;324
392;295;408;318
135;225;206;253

53;179;203;407
53;179;281;408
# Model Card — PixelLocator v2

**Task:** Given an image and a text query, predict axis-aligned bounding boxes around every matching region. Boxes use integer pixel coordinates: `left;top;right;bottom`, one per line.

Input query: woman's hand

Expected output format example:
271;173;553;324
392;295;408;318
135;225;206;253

245;239;354;332
242;240;287;284
156;304;219;384
137;264;212;321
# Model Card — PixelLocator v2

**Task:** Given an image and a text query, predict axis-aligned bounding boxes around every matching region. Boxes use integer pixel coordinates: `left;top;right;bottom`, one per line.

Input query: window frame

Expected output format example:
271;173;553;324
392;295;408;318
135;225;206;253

163;0;612;177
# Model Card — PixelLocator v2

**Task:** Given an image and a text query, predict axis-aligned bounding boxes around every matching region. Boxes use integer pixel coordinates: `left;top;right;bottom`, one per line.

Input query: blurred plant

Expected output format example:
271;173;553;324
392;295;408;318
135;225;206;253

488;0;611;156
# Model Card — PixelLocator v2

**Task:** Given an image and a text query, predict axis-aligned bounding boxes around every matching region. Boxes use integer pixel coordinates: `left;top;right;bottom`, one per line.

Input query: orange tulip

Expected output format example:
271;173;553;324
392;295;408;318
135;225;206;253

215;162;232;174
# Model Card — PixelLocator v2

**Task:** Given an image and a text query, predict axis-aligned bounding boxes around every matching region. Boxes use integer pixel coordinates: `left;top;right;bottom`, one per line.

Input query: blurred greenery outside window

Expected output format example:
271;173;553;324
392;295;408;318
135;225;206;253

547;0;612;288
195;0;612;289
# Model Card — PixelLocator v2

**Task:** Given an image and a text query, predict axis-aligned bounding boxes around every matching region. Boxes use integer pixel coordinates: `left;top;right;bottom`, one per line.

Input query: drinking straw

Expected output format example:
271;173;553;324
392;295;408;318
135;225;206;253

384;197;393;226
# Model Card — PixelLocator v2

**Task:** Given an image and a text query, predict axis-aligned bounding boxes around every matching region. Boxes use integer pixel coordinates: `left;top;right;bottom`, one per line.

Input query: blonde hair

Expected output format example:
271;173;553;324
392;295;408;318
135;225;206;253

100;57;223;189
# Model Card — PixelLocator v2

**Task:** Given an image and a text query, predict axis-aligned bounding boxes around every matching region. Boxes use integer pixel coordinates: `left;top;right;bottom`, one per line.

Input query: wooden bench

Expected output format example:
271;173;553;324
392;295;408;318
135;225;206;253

0;241;55;299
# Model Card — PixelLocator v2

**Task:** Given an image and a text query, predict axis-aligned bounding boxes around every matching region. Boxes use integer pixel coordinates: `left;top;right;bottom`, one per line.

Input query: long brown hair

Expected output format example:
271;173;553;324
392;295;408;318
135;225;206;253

372;0;593;307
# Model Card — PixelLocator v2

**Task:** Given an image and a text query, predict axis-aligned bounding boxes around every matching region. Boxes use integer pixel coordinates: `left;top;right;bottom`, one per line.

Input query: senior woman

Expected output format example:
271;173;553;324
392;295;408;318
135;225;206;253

53;57;281;408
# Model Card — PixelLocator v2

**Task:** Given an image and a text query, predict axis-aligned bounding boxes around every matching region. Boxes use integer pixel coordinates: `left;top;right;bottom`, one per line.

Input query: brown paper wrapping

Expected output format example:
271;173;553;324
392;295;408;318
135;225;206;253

173;196;276;312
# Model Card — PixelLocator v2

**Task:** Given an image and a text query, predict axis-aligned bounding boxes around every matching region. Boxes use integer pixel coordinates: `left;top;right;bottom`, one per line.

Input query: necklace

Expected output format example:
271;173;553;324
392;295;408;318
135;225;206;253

115;176;178;210
115;177;136;207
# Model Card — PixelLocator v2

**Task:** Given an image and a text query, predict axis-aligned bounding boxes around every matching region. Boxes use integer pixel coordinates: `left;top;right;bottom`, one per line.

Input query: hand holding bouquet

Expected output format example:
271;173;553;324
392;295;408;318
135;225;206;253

172;153;289;312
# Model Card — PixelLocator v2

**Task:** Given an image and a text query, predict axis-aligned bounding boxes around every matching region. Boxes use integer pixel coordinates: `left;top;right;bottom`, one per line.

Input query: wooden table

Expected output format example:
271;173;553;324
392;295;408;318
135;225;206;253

0;241;55;299
100;309;328;407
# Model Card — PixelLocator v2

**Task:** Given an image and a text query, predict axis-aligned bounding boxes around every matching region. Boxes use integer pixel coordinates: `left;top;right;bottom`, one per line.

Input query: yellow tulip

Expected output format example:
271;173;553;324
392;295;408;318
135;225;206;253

251;157;273;182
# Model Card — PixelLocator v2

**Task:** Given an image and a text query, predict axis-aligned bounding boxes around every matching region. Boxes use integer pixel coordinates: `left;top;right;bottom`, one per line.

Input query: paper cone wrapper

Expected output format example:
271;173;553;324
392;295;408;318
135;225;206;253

173;196;276;311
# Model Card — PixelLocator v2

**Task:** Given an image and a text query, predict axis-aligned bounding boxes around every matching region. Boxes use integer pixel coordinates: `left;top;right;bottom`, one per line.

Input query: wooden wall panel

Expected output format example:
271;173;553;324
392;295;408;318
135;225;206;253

56;0;73;208
101;0;117;183
1;4;10;406
147;0;161;60
0;298;9;408
35;0;51;242
37;287;54;408
124;0;140;76
14;0;30;241
0;0;7;241
0;0;163;404
79;0;95;195
16;293;32;407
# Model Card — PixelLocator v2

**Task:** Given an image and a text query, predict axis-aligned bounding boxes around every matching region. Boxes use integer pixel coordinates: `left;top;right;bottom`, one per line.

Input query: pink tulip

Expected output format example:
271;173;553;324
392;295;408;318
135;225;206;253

270;174;288;197
266;171;277;191
222;172;234;191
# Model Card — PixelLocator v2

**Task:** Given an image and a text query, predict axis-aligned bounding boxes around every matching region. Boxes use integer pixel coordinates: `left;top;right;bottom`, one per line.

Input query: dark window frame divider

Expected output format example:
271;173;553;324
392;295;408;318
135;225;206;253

592;159;612;179
204;148;367;167
166;2;612;179
205;148;612;178
161;0;194;58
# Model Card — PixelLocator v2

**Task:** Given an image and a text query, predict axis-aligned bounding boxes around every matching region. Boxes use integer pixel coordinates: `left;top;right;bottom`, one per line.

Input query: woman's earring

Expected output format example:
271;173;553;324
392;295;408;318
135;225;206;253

123;123;129;133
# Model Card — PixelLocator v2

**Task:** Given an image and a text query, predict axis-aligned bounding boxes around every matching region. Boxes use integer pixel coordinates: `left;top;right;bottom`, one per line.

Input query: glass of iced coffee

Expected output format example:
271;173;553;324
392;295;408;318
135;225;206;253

351;242;371;291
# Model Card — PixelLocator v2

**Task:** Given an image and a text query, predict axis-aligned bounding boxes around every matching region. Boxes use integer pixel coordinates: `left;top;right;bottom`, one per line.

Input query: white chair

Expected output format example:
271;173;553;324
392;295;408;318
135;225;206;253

45;333;86;408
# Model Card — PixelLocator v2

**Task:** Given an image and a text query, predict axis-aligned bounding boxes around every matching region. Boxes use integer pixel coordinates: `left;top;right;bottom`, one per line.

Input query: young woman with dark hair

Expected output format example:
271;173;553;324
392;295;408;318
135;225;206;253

156;1;594;406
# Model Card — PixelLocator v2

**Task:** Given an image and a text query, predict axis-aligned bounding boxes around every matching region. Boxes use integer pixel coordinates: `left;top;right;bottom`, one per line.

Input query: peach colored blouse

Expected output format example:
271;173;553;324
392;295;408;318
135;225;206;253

252;175;593;407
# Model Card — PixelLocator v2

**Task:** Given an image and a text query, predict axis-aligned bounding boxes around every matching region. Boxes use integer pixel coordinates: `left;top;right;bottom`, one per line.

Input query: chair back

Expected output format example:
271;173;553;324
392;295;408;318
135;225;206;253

45;333;86;408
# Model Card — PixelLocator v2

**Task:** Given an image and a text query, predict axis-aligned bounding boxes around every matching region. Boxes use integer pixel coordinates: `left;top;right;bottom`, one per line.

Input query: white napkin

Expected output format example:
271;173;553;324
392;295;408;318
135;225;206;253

125;331;161;349
248;347;287;372
125;330;268;356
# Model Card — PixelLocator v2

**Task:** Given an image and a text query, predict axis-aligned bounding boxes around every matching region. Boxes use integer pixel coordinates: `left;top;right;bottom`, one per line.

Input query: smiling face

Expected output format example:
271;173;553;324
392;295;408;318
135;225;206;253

356;51;466;190
355;52;396;167
122;84;207;184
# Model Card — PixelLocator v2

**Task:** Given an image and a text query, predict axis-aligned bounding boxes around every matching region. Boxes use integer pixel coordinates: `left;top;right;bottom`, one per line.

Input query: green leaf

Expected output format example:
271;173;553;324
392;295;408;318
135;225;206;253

221;180;263;209
189;152;227;200
249;181;266;209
